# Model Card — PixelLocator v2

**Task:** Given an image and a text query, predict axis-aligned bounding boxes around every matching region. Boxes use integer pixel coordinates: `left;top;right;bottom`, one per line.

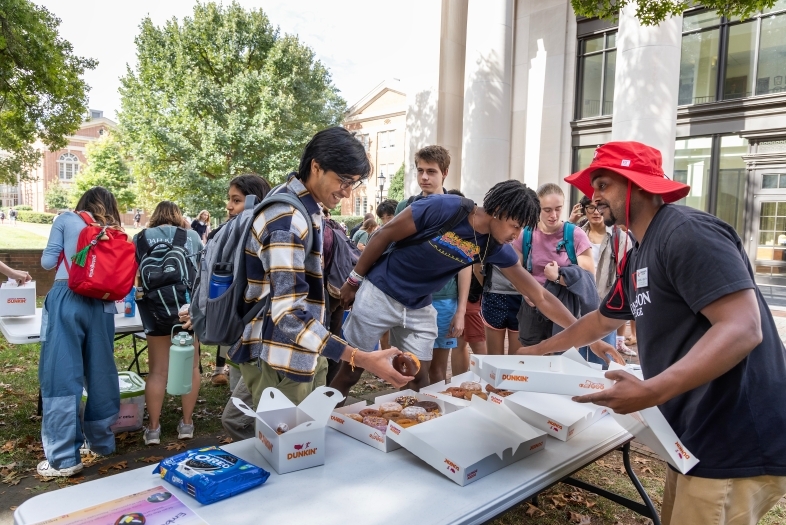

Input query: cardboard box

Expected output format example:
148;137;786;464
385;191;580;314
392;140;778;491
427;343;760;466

387;396;547;486
328;401;402;453
420;371;489;410
231;386;343;474
0;281;35;317
470;351;614;396
489;391;608;441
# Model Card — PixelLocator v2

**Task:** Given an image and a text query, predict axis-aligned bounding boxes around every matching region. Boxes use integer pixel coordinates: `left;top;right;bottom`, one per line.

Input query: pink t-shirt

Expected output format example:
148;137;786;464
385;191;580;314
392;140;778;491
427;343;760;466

526;223;592;285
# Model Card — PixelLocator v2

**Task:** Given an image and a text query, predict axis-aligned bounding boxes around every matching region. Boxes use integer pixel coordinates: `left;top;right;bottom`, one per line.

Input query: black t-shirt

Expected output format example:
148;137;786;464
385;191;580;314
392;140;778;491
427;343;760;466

600;205;786;478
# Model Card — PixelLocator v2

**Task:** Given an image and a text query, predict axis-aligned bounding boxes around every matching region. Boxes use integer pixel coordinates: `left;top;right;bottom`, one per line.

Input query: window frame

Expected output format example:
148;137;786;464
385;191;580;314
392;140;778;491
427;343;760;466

575;29;618;120
58;152;80;181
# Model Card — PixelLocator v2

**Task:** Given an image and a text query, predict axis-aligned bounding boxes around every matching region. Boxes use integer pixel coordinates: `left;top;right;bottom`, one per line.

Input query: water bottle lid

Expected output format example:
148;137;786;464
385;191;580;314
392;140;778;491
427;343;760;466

173;331;193;344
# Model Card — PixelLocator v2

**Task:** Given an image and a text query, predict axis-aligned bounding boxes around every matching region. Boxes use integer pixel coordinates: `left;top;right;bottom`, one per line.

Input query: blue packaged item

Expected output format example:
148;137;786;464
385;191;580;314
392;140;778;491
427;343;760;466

152;446;270;504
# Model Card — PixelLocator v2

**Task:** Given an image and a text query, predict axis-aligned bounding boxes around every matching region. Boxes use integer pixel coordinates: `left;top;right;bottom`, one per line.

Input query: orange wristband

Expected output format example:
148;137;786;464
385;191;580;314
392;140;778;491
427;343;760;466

350;348;358;371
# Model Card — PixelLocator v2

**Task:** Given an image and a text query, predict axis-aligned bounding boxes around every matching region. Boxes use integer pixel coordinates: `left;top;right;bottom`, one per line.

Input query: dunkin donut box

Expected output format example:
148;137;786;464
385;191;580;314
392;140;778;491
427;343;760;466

420;371;489;410
327;389;453;453
0;280;35;317
488;391;608;441
469;349;614;396
387;395;547;486
231;386;343;474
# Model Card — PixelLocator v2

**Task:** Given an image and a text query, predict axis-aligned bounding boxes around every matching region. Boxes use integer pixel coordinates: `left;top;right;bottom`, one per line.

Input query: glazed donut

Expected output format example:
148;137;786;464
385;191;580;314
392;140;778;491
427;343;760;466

460;381;482;392
464;391;488;401
445;386;462;393
401;406;426;419
395;396;419;408
378;402;403;413
394;418;419;428
450;388;468;399
347;413;363;422
392;352;421;375
380;412;402;420
417;412;440;422
415;400;439;413
359;409;382;418
363;416;389;432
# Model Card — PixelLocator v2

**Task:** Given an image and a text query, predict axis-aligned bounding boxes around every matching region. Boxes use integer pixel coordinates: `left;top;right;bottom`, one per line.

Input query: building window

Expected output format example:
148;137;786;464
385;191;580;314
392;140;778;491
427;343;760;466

674;135;749;234
362;196;368;212
58;153;80;181
570;146;600;206
679;5;786;105
378;130;396;149
576;31;617;119
356;134;370;152
354;196;361;216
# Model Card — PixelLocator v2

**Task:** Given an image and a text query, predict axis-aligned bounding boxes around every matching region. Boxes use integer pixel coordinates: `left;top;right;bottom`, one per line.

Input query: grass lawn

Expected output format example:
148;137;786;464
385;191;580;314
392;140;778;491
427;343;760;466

0;223;143;251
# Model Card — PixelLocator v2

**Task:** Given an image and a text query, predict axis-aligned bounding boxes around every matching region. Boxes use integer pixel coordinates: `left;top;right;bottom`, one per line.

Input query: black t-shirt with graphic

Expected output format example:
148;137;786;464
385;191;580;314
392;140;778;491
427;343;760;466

600;204;786;478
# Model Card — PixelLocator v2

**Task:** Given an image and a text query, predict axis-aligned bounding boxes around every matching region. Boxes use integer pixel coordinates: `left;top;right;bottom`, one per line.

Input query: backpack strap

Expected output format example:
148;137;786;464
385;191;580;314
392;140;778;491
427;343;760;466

135;229;148;263
393;197;475;251
557;222;578;265
522;226;533;272
173;227;188;249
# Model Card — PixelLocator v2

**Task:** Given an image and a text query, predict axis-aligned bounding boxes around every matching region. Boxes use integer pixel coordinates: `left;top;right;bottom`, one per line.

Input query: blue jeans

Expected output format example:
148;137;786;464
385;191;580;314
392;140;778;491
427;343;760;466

39;282;119;469
577;332;616;367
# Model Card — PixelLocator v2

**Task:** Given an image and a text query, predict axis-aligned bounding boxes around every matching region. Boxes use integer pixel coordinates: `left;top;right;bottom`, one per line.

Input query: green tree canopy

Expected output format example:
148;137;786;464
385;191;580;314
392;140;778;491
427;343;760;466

44;180;72;211
572;0;779;25
72;134;136;210
0;0;96;184
387;163;405;202
118;1;346;214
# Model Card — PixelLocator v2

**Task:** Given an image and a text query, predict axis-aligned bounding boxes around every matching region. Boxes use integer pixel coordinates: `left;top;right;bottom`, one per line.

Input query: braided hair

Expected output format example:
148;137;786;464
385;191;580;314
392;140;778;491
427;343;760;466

482;180;539;230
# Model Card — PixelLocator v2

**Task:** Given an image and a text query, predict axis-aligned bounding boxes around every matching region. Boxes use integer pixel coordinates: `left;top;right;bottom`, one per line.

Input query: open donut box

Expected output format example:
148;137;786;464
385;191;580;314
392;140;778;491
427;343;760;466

328;389;454;453
420;370;489;409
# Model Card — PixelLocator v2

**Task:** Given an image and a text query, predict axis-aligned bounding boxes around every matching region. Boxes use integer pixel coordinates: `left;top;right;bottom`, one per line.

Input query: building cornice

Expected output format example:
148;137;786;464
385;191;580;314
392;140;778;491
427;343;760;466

344;110;407;126
676;93;786;125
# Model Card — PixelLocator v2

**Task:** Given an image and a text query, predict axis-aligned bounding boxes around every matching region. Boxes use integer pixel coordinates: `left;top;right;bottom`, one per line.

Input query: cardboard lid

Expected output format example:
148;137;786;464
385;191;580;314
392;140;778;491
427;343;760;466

118;371;146;398
234;386;344;428
505;392;602;422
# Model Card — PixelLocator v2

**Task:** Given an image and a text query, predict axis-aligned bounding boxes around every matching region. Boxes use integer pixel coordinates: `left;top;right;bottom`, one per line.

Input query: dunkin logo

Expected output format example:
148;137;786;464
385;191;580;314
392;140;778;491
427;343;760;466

579;380;605;390
444;458;460;474
568;429;575;437
287;448;317;460
501;374;529;382
466;469;478;481
547;420;563;431
491;396;502;405
390;425;401;435
470;359;477;367
330;415;345;425
258;431;273;452
530;441;544;451
369;433;384;443
7;298;26;304
489;372;496;380
675;442;691;460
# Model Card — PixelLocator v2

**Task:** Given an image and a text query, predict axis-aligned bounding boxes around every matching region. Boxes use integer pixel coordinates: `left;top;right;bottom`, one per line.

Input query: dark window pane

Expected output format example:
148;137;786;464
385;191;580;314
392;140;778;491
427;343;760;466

679;28;721;105
580;53;604;118
603;50;616;115
715;136;748;234
762;201;777;216
723;21;756;100
683;10;720;31
781;174;786;188
763;174;779;188
582;35;604;54
674;137;713;211
606;32;617;48
757;14;786;95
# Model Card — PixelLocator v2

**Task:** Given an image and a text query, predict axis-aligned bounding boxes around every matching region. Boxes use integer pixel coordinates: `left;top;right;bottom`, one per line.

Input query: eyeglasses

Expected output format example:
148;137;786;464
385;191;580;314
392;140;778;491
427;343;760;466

584;204;609;213
336;174;364;190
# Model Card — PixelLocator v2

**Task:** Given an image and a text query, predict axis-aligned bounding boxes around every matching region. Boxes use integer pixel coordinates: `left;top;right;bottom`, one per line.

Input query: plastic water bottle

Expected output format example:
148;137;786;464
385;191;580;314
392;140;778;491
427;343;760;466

124;288;136;317
167;325;194;396
209;262;233;299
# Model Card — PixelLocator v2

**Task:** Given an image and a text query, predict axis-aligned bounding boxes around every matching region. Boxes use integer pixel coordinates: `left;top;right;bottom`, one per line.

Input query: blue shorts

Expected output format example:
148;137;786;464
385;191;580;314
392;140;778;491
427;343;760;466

433;298;458;349
481;292;523;331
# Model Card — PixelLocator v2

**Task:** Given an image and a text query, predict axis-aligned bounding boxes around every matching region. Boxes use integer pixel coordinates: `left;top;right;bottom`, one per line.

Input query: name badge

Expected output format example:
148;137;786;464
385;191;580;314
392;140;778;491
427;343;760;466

636;268;648;289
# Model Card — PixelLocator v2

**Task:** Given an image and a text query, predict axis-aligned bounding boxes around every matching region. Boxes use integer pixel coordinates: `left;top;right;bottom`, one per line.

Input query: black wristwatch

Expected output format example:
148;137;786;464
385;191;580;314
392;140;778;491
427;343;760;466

553;276;561;285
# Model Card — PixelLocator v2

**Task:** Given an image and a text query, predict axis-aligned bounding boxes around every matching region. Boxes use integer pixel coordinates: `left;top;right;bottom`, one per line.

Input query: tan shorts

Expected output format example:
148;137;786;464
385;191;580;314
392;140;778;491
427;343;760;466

662;468;786;525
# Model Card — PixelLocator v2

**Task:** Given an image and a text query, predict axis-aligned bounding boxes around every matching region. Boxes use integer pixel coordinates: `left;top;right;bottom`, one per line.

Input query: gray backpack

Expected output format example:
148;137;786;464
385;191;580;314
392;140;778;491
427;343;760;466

190;185;314;346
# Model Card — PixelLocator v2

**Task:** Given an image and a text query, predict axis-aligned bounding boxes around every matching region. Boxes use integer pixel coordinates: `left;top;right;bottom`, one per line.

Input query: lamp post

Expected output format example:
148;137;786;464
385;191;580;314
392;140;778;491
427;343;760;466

378;173;386;206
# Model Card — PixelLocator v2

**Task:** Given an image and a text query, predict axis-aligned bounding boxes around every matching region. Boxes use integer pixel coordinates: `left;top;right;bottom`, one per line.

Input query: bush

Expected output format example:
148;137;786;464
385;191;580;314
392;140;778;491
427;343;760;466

332;215;365;231
16;211;56;224
15;205;33;211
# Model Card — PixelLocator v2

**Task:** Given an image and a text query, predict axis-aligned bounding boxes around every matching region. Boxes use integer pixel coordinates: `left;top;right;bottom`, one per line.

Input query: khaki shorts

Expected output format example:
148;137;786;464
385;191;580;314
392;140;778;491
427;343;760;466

238;357;328;407
342;280;438;361
662;468;786;525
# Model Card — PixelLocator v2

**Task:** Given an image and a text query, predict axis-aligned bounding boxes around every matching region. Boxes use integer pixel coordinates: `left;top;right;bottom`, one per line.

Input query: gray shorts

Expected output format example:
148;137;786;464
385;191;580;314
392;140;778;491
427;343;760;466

343;280;438;361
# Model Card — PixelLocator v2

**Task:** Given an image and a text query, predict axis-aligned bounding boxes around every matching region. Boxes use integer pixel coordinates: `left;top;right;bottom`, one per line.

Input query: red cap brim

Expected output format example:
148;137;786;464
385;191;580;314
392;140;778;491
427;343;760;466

565;166;691;204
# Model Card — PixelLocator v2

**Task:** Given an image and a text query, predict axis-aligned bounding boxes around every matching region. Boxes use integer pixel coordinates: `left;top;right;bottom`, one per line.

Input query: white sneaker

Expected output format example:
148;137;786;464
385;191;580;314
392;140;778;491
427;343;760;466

177;420;194;440
37;460;83;477
144;426;161;446
617;339;637;356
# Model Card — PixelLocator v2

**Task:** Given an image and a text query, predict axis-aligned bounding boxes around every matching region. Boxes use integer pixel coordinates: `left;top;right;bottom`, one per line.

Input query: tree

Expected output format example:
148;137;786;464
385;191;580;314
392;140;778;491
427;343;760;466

0;0;96;184
44;180;72;211
72;134;136;210
118;1;346;214
572;0;778;25
387;163;405;202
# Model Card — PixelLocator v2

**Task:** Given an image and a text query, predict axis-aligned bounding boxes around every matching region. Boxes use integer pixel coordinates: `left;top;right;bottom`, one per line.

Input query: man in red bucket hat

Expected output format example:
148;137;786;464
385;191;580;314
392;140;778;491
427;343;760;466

521;141;786;524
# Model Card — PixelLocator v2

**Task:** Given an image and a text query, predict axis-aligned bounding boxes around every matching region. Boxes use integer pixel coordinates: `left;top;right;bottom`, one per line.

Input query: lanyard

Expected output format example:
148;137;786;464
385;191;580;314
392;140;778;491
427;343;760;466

605;181;632;311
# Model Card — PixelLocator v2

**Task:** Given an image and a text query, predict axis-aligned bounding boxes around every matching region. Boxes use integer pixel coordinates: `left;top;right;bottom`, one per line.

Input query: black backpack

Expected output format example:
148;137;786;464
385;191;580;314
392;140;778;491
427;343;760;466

324;218;361;299
135;228;197;333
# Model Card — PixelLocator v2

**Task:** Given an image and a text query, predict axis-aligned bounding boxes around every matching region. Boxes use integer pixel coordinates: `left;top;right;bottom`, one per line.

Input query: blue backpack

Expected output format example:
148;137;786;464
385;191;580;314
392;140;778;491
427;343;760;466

521;222;577;272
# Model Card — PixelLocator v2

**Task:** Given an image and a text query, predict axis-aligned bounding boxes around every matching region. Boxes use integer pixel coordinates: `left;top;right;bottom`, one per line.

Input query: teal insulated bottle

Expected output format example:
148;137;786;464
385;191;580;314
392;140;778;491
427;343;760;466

167;325;194;396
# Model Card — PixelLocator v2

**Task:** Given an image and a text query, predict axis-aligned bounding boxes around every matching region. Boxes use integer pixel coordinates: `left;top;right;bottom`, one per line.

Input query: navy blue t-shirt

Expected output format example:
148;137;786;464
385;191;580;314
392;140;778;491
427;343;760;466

600;205;786;478
366;195;519;309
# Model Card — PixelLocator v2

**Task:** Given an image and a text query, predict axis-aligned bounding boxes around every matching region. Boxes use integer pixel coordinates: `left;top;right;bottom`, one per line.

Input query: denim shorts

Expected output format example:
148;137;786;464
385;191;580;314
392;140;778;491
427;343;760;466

481;292;523;331
433;298;458;349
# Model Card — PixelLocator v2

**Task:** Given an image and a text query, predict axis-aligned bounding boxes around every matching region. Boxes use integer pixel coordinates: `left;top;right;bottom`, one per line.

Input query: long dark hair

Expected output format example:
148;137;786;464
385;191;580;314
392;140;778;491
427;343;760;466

229;173;271;204
75;187;122;227
148;201;183;228
297;127;371;182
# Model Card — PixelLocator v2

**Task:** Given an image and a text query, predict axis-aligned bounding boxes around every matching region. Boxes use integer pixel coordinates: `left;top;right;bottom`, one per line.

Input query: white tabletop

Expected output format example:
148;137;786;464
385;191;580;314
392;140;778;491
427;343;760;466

0;308;143;344
14;417;631;525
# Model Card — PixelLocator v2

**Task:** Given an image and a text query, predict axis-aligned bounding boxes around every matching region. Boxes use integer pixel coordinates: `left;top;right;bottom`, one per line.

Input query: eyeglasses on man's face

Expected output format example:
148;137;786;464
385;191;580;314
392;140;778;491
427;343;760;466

335;173;364;190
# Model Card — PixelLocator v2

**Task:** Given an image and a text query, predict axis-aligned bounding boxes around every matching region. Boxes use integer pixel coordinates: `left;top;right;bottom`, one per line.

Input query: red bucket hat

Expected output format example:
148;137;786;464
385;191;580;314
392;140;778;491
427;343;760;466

565;141;690;203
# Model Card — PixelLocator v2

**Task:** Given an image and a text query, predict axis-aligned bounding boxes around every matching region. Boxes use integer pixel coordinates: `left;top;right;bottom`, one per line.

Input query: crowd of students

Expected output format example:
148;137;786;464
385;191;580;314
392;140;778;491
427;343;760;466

8;125;786;525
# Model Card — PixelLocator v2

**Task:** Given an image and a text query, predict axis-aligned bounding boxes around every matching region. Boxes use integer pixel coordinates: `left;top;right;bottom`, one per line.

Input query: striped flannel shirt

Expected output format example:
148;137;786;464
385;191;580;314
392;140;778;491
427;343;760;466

227;174;347;382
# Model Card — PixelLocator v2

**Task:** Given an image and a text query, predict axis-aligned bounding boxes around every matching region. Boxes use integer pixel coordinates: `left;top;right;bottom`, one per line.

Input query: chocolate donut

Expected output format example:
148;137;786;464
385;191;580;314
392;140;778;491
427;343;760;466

395;395;419;408
392;352;421;375
359;408;382;418
363;416;389;432
415;400;439;413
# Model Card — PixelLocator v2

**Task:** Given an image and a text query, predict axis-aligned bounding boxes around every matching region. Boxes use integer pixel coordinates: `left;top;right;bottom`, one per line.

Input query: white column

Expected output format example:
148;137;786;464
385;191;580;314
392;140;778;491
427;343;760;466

460;0;514;203
611;7;683;177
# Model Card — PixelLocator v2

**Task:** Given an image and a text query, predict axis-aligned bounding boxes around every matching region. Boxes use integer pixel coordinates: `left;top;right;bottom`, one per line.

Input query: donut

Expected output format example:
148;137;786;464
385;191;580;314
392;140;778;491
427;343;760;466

380;412;402;421
450;388;468;399
401;406;426;419
275;423;289;435
464;391;488;401
446;387;462;393
395;396;419;408
485;384;498;393
347;413;363;422
417;412;440;422
460;381;482;392
363;416;389;432
378;402;403;413
499;390;514;397
359;409;382;418
415;400;439;413
393;418;418;428
392;352;421;375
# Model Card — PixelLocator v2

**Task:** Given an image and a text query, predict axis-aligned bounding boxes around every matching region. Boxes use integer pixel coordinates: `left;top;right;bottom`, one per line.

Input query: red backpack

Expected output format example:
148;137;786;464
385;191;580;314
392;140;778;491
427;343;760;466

58;211;138;301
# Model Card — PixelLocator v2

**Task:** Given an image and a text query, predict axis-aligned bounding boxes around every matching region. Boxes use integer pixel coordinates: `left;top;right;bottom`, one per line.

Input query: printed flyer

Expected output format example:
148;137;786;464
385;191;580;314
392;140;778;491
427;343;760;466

31;486;207;525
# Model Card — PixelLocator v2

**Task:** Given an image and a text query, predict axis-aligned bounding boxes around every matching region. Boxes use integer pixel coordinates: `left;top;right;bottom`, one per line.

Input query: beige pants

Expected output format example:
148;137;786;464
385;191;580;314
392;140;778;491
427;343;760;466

662;468;786;525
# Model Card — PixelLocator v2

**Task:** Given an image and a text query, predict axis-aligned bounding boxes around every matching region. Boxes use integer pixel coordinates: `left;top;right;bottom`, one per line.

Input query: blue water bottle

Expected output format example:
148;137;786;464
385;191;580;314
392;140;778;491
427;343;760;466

209;262;233;299
124;288;136;317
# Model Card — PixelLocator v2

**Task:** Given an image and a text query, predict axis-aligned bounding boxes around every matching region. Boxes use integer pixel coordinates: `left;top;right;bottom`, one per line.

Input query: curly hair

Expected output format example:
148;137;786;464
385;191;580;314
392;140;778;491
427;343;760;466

482;180;539;230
